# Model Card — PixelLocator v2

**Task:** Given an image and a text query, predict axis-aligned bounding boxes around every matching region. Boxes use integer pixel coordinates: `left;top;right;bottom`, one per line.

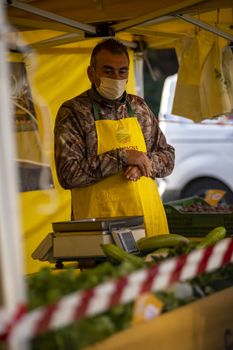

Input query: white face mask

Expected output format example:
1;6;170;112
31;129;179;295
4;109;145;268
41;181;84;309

96;77;127;100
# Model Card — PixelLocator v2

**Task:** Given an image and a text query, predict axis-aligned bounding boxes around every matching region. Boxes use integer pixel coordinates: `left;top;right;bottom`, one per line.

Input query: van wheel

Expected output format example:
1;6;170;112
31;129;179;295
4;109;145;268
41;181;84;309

181;178;233;204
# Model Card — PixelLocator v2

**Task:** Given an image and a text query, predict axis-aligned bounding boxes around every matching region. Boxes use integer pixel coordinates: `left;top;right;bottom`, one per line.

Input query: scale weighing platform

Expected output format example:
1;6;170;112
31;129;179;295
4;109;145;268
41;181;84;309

32;216;146;268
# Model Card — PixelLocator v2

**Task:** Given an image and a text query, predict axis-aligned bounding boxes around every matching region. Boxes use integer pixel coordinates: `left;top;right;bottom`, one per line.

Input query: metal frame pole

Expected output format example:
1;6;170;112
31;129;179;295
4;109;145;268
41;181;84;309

0;2;28;349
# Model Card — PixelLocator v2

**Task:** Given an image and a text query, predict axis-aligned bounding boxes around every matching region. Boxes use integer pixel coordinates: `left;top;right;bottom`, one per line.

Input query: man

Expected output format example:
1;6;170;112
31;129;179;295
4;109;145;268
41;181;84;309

54;38;175;236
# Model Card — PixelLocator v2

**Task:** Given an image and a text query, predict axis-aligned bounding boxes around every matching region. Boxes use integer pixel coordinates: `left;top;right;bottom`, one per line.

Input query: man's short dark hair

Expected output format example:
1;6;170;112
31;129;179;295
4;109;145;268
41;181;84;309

90;38;129;67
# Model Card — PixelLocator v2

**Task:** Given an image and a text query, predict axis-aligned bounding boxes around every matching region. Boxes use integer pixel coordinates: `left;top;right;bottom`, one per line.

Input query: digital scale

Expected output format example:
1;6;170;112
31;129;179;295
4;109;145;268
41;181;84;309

32;216;146;268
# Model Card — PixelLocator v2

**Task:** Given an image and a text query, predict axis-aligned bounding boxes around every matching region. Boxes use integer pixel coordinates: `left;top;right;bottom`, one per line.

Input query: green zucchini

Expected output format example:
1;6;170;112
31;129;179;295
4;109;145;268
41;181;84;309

137;234;190;253
100;243;144;267
196;226;227;249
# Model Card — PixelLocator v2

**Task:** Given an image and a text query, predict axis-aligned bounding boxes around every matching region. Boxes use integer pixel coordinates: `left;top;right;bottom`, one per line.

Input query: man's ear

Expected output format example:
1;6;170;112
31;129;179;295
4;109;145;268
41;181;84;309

87;66;95;83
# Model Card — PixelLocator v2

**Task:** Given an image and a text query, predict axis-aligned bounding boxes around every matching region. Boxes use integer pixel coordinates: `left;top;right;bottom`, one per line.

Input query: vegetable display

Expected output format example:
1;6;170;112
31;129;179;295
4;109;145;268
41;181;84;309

14;226;233;350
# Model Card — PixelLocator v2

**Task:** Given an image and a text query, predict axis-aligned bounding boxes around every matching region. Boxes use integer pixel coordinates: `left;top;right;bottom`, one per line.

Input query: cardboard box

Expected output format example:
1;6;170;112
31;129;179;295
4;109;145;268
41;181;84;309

86;286;233;350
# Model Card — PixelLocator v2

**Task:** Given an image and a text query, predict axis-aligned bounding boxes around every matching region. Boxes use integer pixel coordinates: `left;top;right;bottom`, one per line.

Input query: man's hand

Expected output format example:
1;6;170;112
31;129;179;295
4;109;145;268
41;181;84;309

125;150;152;177
124;165;142;181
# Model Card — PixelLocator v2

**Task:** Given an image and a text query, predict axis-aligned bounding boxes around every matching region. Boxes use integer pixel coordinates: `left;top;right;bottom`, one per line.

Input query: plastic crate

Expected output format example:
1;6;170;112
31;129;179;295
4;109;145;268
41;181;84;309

164;197;233;236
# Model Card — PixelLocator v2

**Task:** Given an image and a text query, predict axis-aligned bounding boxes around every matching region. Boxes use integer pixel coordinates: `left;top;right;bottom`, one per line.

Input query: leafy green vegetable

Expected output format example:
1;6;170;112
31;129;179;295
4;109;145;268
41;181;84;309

25;255;233;349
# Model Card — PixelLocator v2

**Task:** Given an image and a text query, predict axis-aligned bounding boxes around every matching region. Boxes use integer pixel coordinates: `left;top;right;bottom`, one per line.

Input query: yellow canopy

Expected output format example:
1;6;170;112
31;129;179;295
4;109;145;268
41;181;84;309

6;0;233;49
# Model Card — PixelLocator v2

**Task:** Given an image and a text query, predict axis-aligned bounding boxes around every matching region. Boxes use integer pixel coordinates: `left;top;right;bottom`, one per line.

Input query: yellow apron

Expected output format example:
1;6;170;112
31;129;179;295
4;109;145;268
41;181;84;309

71;101;169;236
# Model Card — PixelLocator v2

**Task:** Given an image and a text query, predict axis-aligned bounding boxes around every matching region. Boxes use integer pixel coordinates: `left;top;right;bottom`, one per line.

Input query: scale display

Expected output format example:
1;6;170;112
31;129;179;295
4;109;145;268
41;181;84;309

112;229;139;253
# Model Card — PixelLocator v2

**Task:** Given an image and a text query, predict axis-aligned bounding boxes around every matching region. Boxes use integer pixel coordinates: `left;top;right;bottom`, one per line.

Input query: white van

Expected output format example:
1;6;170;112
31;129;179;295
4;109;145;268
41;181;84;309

158;74;233;204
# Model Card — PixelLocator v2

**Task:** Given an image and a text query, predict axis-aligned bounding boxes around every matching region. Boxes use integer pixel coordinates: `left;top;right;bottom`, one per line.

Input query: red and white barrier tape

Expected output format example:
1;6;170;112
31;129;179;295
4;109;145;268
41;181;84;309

0;237;233;342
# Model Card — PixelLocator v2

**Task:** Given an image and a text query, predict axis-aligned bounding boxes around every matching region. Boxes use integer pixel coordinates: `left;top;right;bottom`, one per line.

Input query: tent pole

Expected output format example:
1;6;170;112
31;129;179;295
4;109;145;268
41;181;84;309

174;14;233;42
112;0;204;32
134;51;144;98
9;0;96;34
0;2;28;349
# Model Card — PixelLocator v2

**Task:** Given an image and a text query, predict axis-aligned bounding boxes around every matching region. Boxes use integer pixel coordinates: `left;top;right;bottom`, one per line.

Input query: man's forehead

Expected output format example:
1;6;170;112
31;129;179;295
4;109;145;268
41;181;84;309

95;49;129;66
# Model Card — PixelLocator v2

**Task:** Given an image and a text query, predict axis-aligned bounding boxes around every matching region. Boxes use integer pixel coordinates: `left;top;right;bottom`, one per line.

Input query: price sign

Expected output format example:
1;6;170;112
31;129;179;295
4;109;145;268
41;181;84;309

204;189;226;206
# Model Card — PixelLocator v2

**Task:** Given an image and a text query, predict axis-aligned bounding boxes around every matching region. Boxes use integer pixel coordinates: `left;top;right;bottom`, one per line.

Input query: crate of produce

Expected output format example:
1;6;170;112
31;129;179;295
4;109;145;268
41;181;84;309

163;197;233;236
86;286;233;350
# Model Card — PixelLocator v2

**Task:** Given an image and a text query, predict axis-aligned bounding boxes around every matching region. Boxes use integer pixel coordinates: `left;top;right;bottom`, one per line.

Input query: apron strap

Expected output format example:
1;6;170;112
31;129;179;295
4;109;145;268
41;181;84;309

92;100;100;120
127;103;134;117
91;99;134;121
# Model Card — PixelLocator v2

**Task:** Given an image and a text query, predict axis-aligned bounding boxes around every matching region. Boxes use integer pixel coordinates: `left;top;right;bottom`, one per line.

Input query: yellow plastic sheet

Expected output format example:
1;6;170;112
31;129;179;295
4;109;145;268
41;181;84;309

173;31;233;121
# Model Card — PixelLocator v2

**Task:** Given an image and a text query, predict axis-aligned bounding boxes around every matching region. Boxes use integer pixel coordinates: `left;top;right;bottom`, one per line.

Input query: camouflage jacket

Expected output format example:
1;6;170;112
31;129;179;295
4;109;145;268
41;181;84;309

54;87;175;189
